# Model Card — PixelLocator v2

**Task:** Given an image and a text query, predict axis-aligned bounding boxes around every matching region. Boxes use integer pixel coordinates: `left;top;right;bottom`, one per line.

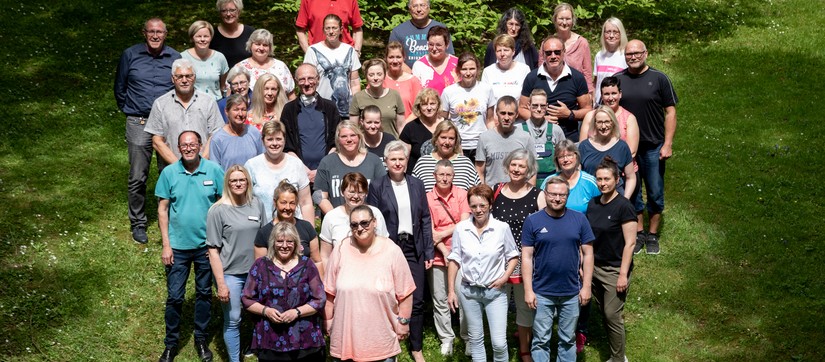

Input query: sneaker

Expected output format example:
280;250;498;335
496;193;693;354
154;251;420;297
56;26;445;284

195;340;213;362
440;341;453;356
242;344;254;358
633;232;646;255
158;346;176;362
465;343;472;356
576;332;586;353
132;226;148;244
646;233;660;255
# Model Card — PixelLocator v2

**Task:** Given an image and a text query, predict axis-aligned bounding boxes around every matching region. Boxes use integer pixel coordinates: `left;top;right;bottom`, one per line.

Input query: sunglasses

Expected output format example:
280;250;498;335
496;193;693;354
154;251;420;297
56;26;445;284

543;49;563;56
349;218;374;230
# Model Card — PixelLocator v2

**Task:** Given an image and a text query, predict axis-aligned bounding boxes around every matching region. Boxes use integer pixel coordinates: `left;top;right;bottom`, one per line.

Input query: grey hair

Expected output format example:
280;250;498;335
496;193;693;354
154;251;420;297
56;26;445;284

383;140;410;159
502;149;538;180
216;0;243;13
171;58;194;75
246;29;273;54
226;65;251;83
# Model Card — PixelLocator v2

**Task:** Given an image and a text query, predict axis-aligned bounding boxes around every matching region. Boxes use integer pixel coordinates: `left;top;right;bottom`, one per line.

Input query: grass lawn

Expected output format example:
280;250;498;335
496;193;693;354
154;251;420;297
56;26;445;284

1;0;823;361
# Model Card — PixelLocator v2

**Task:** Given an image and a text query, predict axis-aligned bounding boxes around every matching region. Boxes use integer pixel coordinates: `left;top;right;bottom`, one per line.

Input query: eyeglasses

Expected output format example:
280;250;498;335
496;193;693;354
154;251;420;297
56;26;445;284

558;153;576;160
434;172;454;179
543;49;562;56
220;8;238;14
229;178;248;184
625;51;646;58
143;30;167;36
410;3;429;9
604;30;620;35
179;143;200;150
173;74;195;80
350;218;374;230
530;104;547;109
230;80;248;87
545;191;569;199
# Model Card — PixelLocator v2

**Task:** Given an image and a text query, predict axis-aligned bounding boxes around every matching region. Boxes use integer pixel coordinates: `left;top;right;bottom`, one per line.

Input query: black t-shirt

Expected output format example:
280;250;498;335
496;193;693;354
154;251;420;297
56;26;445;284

210;24;255;68
254;218;317;257
586;194;637;267
366;132;396;162
399;118;434;174
615;67;678;145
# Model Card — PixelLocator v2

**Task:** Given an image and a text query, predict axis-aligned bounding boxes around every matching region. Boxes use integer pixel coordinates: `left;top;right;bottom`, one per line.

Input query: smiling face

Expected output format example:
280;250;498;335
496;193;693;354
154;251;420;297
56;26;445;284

192;27;212;50
468;195;490;225
595;168;618;196
624;40;648;73
508;157;528;183
593;111;614;139
544;183;569;213
556;150;578;173
343;185;367;209
220;2;240;25
349;209;375;243
172;67;195;96
273;235;296;263
178;132;201;162
337;127;361;154
263;79;280;105
263;131;285;158
251;41;270;63
360;112;382;137
143;20;167;53
542;38;565;74
435;129;456;158
458;60;478;86
427;35;447;61
324;18;342;46
603;23;621;52
600;85;621;109
228;170;248;197
366;64;385;89
554;9;573;33
274;191;297;221
385;150;408;178
228;74;249;96
226;101;247;126
295;65;319;96
419;98;439;120
495;44;514;68
409;0;430;22
386;48;405;73
505;17;521;38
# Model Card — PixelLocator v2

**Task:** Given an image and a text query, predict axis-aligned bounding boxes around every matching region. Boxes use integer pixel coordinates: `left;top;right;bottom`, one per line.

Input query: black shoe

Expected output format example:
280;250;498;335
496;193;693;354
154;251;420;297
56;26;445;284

634;232;646;255
646;233;660;255
158;346;176;362
195;340;213;362
242;344;254;358
132;226;148;244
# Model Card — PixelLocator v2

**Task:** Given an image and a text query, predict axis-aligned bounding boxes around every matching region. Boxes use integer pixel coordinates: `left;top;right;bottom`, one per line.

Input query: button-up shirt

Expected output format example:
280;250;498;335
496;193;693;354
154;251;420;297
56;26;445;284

114;44;181;117
426;186;469;266
144;90;222;158
447;216;518;287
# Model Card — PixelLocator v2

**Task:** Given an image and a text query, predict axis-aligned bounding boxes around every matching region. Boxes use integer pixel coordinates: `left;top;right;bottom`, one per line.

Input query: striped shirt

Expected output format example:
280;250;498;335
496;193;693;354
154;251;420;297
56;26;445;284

412;154;481;193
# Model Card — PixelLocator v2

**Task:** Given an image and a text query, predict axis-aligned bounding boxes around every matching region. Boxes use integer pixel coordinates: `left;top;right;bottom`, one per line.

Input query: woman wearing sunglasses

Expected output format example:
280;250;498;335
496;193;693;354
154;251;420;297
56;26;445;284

324;204;415;361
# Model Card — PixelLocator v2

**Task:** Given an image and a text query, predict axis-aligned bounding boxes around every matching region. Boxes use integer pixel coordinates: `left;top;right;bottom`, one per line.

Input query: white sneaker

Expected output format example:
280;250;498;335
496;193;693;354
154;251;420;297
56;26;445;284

465;343;472;356
440;341;453;356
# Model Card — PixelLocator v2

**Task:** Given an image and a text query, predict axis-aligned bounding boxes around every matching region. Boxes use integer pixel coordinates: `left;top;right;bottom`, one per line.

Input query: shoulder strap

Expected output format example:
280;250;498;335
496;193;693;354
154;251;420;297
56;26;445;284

436;197;458;224
493;182;505;201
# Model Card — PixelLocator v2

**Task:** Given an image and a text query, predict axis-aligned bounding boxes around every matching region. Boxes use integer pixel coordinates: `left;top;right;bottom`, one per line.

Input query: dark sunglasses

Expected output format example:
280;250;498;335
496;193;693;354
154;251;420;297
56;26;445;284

349;218;374;230
543;49;562;56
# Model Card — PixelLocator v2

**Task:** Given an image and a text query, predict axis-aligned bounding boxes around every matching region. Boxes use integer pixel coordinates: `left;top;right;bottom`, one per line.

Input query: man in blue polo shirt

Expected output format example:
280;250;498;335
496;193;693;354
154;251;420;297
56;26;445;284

522;176;594;362
155;131;224;362
114;18;181;243
519;36;591;140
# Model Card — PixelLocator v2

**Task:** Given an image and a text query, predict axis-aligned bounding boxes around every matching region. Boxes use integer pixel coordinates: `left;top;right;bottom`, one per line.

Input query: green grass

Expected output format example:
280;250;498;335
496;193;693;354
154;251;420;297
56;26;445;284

1;0;823;360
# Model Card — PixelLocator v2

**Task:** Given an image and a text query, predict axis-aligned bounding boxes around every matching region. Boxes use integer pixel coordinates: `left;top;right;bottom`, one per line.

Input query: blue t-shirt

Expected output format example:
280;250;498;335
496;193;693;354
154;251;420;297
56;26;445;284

155;158;225;250
209;126;264;171
540;171;600;213
298;102;328;169
521;209;594;297
578;139;633;194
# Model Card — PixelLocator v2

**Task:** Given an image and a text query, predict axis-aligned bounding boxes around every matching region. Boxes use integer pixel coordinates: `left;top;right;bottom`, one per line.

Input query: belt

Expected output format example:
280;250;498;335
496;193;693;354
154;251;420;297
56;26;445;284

397;232;413;242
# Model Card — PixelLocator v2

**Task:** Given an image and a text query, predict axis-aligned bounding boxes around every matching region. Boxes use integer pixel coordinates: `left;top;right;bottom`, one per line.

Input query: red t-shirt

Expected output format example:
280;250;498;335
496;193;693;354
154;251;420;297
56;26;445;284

295;0;364;47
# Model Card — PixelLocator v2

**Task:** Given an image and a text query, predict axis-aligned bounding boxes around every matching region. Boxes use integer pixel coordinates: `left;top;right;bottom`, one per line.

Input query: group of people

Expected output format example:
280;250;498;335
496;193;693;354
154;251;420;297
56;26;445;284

114;0;678;361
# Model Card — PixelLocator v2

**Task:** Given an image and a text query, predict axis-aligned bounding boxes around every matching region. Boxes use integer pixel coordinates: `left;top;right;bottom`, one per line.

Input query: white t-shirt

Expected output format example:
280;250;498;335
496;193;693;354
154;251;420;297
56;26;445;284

319;205;389;246
593;50;627;105
441;82;496;150
481;62;531;105
304;42;361;115
244;153;310;223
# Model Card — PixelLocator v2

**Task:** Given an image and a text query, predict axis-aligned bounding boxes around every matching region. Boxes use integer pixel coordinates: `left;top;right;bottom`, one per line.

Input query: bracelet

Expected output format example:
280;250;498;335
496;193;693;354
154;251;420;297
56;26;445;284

295;308;302;318
261;306;267;316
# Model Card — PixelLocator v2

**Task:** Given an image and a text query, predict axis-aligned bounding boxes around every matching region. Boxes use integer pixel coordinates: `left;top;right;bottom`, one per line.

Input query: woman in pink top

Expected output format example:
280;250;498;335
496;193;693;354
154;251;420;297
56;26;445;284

385;41;423;122
580;76;639;160
324;205;416;361
412;26;458;95
553;3;593;94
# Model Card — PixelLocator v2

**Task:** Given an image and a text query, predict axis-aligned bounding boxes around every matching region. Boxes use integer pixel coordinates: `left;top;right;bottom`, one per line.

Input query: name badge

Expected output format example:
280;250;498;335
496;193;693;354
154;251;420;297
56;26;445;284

535;143;546;153
203;180;214;186
248;216;260;221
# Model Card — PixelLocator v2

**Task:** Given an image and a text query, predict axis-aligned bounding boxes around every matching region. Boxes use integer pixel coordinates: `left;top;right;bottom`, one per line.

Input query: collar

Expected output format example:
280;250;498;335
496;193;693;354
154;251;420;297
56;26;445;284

177;157;206;175
141;44;172;57
537;63;572;82
432;186;458;201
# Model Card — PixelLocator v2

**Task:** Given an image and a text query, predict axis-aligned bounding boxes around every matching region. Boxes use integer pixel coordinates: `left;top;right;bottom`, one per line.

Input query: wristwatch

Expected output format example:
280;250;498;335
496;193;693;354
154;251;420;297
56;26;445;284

295;308;302;318
397;316;410;325
568;110;576;121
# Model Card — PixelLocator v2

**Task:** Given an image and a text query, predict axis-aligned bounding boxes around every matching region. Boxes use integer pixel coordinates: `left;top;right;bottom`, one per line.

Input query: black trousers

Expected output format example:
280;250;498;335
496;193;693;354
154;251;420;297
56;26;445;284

399;235;426;352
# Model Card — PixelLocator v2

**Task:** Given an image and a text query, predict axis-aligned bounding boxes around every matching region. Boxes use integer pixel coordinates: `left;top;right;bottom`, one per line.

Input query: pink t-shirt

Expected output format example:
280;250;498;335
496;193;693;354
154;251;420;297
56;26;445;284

411;55;458;95
426;186;470;266
325;236;416;361
384;75;423;120
564;36;594;93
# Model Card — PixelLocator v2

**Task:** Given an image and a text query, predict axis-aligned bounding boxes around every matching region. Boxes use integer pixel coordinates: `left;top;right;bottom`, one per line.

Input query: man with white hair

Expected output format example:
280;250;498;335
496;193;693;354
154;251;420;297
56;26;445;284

114;18;181;244
145;58;223;171
388;0;455;68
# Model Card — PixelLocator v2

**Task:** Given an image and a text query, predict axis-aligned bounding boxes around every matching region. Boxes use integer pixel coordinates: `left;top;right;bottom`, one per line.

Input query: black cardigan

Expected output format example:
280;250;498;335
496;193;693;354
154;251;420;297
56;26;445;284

281;96;341;161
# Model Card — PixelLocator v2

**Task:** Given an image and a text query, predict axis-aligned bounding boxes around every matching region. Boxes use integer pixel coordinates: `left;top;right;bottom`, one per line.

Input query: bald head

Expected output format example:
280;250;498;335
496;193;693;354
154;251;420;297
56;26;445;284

624;39;648;74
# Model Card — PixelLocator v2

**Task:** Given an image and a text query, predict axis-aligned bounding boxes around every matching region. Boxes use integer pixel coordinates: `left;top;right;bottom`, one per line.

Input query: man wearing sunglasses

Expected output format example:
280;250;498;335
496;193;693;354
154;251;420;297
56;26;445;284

519;36;591;141
145;58;223;172
115;18;181;244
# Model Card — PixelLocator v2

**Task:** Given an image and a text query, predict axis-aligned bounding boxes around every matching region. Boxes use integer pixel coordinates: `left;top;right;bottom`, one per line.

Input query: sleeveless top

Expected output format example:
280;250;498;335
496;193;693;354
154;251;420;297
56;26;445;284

491;184;542;276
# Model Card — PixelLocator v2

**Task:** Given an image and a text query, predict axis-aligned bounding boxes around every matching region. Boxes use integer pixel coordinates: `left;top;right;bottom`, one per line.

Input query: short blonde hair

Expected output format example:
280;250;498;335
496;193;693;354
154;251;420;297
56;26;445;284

266;222;301;260
431;120;462;156
334;121;366;153
188;20;214;39
412;88;441;118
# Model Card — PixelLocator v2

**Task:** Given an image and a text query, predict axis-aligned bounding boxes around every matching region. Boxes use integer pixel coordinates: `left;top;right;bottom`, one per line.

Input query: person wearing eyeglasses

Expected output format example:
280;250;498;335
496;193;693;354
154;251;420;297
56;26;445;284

324;205;415;361
389;0;455;68
114;17;181;244
521;176;595;362
521;88;566;187
217;66;252;123
211;0;255;68
155;131;225;362
447;184;519;362
519;36;591;141
206;165;267;362
145;59;223;171
319;172;388;277
614;39;678;255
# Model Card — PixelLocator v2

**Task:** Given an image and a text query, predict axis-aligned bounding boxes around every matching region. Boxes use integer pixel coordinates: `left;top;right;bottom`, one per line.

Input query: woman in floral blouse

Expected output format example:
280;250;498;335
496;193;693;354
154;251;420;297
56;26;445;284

241;222;326;361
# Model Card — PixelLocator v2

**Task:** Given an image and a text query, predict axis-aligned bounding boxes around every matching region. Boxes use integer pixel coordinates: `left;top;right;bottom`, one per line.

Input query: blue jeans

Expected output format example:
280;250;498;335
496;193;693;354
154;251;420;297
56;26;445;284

125;116;154;229
531;294;579;362
220;273;247;362
633;142;666;214
458;284;509;362
164;247;212;348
